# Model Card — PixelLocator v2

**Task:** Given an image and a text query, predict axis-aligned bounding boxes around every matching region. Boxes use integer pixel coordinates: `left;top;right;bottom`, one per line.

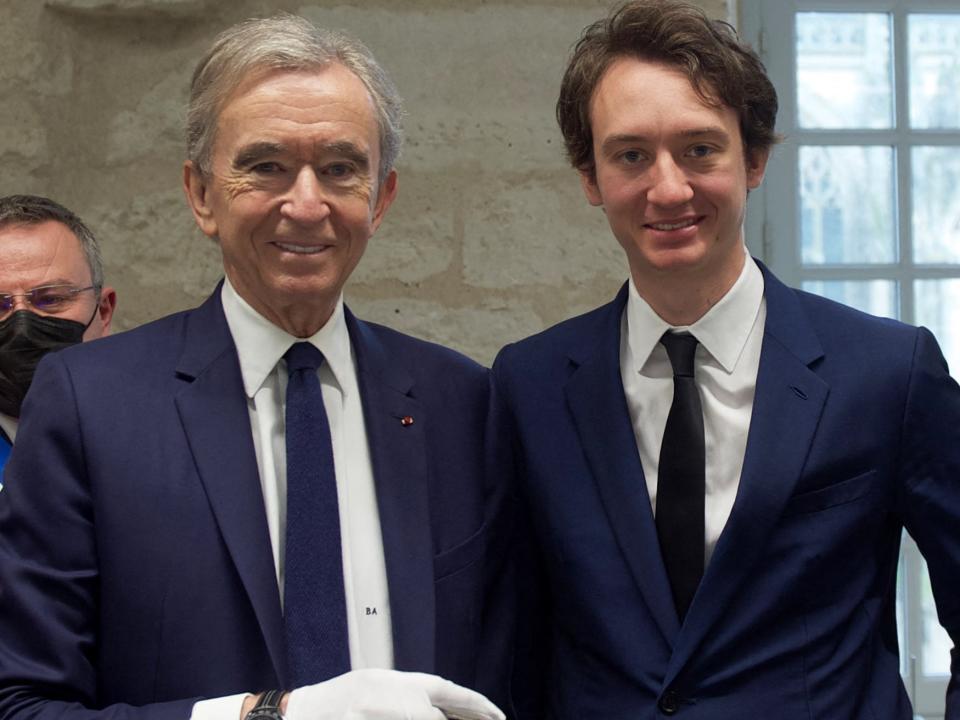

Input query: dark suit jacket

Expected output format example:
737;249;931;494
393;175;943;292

0;288;513;720
493;262;960;720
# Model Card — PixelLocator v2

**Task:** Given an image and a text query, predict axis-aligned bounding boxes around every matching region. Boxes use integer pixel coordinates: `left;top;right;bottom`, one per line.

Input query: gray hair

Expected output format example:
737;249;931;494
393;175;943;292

0;194;104;289
187;14;404;188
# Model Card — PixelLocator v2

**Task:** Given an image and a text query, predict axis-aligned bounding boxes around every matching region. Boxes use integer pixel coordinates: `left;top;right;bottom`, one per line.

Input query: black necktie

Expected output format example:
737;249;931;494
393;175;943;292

656;332;705;621
283;342;350;686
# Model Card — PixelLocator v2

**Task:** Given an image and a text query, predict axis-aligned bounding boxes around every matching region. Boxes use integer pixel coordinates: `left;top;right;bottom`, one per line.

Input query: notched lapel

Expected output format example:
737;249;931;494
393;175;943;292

173;290;287;683
564;292;680;644
348;312;435;672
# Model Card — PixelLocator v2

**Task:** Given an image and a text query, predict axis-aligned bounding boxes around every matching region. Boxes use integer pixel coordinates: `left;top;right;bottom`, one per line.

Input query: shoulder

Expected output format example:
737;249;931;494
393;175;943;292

788;285;922;358
364;319;482;368
49;287;227;381
52;307;195;375
799;291;948;390
18;306;204;439
760;262;923;368
348;314;488;395
793;287;910;334
495;288;626;377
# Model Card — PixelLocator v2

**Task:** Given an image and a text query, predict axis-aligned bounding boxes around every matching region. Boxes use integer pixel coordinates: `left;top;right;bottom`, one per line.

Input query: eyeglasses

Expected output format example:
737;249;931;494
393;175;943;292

0;285;98;319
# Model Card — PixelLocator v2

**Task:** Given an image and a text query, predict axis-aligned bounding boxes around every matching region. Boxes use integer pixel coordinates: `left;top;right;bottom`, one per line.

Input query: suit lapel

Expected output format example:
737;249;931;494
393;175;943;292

665;263;829;681
347;311;435;672
173;288;287;682
564;286;680;644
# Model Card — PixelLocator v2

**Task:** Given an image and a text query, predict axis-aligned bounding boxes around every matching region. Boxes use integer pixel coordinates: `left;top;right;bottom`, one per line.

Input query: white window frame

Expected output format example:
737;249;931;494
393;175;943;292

739;2;959;717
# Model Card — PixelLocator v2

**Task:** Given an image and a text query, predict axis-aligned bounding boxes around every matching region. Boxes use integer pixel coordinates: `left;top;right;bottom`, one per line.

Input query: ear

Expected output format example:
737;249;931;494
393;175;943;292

183;160;219;238
370;169;399;233
579;167;604;207
87;286;117;339
745;147;770;190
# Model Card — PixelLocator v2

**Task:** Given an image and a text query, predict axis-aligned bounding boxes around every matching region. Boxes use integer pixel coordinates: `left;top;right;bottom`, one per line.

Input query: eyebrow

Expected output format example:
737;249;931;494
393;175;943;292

0;279;84;294
36;278;83;288
321;141;371;172
599;126;732;154
679;126;731;141
232;140;372;173
232;142;286;170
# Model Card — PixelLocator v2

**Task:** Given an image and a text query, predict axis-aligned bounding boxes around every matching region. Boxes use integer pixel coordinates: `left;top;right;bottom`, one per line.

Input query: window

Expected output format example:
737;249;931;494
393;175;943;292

740;2;960;717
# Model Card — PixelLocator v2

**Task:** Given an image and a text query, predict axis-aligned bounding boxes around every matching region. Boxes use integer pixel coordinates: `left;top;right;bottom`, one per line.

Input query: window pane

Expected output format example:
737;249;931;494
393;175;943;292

921;563;952;677
915;279;960;374
802;280;897;319
800;146;896;264
796;13;893;129
912;147;960;263
909;14;960;129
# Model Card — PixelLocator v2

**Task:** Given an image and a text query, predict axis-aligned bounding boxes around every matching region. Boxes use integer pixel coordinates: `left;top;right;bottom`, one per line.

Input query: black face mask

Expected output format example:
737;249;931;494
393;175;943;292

0;310;92;418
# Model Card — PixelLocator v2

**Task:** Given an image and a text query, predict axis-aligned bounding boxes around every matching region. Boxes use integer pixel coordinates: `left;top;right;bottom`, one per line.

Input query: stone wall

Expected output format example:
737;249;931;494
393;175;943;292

2;0;731;365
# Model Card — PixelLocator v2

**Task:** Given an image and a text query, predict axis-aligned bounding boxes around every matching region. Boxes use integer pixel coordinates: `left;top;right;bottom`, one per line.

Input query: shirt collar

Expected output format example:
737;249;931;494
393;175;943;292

625;251;765;374
220;277;352;399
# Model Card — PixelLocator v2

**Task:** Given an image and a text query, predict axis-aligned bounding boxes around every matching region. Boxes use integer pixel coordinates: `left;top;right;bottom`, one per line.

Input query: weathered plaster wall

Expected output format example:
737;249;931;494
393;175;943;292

2;0;730;365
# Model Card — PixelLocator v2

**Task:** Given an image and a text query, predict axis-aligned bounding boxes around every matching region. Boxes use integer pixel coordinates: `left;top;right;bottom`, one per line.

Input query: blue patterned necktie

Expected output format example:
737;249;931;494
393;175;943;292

656;332;705;622
283;342;349;686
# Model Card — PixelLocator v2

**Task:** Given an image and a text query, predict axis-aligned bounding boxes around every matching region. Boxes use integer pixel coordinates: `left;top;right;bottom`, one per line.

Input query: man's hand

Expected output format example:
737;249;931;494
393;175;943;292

280;669;505;720
240;694;260;719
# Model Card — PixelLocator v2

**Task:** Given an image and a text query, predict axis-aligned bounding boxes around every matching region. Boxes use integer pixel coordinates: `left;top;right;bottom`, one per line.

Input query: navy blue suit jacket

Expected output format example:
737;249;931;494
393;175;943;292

494;262;960;719
0;288;513;720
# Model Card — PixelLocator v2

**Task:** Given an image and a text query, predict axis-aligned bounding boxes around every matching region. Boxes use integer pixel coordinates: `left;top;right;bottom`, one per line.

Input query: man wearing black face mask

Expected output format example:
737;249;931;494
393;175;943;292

0;195;116;484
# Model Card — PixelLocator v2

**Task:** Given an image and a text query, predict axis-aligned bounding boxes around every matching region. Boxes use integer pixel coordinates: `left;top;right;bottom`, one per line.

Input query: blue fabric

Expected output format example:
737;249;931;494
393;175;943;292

493;261;960;719
282;342;349;686
0;288;514;719
0;435;10;488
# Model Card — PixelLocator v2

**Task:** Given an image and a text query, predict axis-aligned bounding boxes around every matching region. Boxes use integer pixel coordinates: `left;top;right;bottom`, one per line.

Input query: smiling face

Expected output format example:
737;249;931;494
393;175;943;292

581;57;768;313
184;65;397;337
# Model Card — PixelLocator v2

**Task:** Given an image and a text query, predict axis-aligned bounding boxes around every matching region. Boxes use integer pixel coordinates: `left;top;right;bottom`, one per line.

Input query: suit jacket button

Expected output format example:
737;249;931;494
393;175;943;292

659;690;680;715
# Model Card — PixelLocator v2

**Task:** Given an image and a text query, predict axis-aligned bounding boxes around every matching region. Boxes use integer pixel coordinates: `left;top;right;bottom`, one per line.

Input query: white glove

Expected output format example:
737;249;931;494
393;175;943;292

284;669;506;720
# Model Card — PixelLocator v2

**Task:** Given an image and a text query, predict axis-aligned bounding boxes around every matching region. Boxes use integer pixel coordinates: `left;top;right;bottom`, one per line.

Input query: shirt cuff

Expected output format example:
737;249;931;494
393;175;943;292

191;693;250;720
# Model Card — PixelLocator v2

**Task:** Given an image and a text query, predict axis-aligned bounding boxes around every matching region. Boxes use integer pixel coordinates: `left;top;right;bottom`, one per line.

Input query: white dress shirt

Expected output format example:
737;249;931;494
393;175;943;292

0;412;17;443
192;279;393;720
620;252;766;566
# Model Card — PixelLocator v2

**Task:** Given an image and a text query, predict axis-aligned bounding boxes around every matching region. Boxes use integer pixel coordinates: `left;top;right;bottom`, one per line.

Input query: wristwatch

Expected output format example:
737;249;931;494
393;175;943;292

244;689;286;720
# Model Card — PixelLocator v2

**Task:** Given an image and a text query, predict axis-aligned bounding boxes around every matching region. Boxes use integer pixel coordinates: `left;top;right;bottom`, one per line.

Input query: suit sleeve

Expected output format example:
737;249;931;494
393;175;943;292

898;327;960;719
489;352;551;720
469;372;517;716
0;353;199;720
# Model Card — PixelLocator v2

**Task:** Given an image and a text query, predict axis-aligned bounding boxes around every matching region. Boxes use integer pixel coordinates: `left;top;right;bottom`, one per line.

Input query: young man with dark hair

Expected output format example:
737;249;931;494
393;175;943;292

495;2;960;717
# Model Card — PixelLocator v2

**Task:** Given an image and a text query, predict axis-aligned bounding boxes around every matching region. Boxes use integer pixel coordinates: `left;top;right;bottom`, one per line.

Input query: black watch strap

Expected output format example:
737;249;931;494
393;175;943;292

245;690;286;720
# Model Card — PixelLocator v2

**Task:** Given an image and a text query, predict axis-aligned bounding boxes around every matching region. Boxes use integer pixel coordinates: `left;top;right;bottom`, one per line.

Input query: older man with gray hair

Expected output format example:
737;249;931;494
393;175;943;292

0;15;510;720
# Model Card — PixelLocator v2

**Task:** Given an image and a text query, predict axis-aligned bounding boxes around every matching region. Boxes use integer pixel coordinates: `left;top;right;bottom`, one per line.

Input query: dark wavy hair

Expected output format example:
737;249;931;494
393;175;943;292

557;0;780;173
